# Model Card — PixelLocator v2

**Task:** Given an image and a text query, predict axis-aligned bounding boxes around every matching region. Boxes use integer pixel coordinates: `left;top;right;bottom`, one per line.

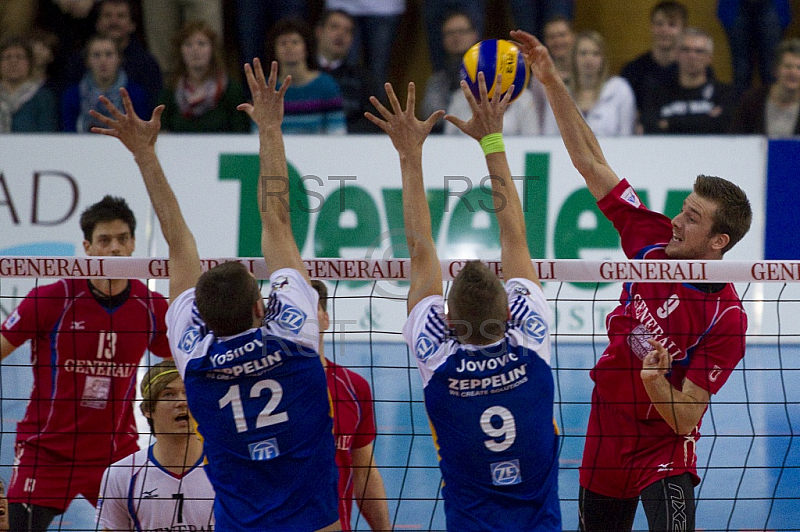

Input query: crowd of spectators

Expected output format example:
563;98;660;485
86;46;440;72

0;0;797;137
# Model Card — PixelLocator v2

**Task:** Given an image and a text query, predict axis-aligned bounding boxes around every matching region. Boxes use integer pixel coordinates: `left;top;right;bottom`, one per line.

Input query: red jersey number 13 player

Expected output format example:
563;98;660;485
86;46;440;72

513;30;753;532
0;196;171;532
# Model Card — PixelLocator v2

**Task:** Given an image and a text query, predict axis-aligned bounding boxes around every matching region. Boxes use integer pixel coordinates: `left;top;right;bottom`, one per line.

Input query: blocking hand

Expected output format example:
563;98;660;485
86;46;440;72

365;82;444;155
445;72;511;142
237;58;290;131
89;87;163;156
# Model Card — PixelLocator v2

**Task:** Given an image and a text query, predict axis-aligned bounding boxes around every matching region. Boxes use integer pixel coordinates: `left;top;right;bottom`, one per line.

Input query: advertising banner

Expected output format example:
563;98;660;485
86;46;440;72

1;134;768;340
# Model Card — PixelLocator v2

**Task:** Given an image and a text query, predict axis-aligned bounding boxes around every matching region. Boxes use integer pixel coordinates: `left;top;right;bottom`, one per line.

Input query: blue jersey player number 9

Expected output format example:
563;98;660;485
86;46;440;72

481;406;517;452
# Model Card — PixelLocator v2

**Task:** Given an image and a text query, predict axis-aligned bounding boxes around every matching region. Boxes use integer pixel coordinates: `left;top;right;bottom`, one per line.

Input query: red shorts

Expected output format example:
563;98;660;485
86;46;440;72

579;388;701;499
7;442;110;512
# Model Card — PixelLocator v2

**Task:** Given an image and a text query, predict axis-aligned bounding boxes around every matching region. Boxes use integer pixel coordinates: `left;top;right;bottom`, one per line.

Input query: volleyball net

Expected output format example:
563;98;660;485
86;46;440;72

0;257;798;531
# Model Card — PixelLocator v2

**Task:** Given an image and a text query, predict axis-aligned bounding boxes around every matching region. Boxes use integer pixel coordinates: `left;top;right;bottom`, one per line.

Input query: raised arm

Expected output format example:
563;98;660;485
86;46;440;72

365;83;445;313
511;30;620;201
446;73;539;286
238;59;308;281
90;89;202;302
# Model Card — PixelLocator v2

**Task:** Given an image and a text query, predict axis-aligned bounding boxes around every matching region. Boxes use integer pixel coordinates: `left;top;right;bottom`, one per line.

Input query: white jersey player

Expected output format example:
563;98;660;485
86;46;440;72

97;361;215;531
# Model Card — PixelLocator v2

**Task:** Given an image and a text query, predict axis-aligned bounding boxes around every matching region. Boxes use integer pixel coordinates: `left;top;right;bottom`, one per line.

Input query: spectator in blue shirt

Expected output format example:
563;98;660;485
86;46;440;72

266;18;346;135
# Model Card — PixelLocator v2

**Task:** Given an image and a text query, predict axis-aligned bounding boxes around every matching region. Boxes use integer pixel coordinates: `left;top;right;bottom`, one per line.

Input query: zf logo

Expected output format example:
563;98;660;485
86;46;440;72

523;314;547;343
249;438;280;461
179;327;200;353
278;306;307;333
415;335;435;362
490;460;522;486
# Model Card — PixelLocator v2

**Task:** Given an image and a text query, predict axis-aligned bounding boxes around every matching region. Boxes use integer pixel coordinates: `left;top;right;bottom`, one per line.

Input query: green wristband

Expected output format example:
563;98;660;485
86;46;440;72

480;133;505;156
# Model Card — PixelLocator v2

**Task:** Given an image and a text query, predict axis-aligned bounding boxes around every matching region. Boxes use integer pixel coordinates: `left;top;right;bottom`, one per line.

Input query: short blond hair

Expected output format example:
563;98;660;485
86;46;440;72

140;360;180;433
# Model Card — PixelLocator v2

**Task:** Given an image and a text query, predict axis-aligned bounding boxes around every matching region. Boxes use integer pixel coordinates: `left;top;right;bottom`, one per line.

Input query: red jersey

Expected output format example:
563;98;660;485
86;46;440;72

325;359;377;531
1;279;170;464
593;180;747;423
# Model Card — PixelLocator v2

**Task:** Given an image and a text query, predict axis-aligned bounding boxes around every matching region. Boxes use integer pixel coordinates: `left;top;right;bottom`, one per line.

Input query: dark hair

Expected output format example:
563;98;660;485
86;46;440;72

447;261;507;345
265;17;317;70
83;34;121;64
442;10;476;31
80;195;136;242
317;9;354;29
543;14;573;32
140;360;180;434
98;0;133;16
651;1;688;25
774;37;800;72
196;262;261;337
693;175;752;254
310;279;328;311
171;20;225;88
0;37;34;76
26;27;60;57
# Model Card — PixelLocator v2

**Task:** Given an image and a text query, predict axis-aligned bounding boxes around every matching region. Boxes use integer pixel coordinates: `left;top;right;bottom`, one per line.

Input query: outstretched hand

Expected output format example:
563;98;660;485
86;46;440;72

365;82;444;155
510;30;559;85
445;72;511;141
90;88;163;156
237;58;289;130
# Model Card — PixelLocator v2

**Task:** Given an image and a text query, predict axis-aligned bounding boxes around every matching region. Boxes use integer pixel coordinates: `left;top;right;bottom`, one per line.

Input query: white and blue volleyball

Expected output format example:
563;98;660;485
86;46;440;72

460;39;529;102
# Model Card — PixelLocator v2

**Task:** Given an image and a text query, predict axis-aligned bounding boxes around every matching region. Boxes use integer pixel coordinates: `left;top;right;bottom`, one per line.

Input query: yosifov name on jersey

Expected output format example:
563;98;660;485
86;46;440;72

206;338;286;380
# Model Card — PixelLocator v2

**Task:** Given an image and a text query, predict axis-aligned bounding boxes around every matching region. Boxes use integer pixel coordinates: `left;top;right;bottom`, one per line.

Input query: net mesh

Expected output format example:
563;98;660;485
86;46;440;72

1;257;798;531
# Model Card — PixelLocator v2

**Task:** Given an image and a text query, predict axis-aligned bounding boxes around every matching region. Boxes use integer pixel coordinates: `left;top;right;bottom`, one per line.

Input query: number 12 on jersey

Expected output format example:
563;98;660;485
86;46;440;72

218;379;289;433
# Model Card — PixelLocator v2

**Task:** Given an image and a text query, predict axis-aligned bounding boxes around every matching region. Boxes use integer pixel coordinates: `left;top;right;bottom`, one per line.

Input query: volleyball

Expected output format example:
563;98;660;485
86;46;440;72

460;39;530;103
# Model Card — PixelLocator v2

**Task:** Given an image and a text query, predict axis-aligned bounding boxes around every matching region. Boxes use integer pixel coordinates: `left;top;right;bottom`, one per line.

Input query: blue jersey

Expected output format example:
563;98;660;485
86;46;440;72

167;268;338;531
403;278;561;531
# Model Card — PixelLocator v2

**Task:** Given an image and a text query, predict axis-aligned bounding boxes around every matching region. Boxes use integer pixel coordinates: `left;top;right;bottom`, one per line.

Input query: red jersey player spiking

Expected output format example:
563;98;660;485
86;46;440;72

0;196;170;532
512;29;754;532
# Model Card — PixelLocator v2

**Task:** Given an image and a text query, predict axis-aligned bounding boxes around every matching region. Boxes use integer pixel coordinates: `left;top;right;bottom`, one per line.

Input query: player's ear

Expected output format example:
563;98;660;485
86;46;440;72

253;300;266;320
83;240;91;254
710;232;730;253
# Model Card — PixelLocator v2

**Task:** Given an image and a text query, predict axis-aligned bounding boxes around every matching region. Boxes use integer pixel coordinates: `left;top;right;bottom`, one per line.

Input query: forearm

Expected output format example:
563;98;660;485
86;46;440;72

400;151;440;290
353;451;391;531
356;473;391;531
641;376;706;435
257;126;289;227
400;151;434;256
485;152;527;252
399;150;442;307
541;76;618;200
133;148;195;249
